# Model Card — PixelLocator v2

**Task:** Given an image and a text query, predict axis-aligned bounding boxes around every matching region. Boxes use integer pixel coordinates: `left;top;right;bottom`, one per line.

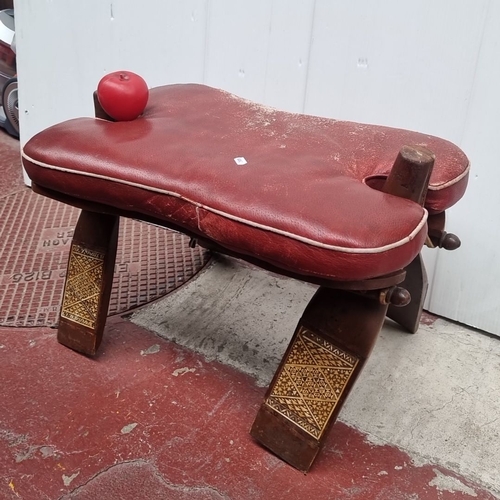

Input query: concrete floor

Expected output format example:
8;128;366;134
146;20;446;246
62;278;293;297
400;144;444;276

131;257;500;497
1;129;500;499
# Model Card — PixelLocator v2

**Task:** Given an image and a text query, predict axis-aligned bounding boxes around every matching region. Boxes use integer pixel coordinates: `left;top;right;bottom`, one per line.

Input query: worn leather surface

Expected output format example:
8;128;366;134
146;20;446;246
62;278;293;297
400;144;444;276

22;84;468;281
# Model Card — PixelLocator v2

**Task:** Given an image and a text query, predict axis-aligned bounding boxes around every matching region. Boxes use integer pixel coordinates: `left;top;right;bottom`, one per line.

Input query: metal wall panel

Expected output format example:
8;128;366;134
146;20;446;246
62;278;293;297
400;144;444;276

427;0;500;334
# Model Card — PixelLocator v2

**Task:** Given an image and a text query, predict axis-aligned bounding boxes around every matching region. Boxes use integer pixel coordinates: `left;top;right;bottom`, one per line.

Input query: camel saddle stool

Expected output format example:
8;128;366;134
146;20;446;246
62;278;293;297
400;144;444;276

22;84;469;472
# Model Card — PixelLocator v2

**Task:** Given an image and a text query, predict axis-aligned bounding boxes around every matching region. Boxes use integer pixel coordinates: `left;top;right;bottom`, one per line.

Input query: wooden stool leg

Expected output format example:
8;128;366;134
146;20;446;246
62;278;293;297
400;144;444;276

381;146;434;334
57;210;119;355
250;286;389;472
387;253;428;334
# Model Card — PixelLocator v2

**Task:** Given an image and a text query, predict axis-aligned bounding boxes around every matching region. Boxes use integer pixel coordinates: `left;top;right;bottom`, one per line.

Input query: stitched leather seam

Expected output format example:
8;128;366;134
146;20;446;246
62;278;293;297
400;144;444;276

23;151;428;255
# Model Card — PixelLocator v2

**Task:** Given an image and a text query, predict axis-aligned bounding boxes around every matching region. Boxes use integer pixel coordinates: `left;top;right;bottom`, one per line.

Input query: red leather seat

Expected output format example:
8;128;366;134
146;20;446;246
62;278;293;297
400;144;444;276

22;84;469;282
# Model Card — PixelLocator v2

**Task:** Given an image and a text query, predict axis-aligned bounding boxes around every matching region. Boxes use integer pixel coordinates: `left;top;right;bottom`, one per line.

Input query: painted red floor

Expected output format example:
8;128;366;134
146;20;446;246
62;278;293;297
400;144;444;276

1;316;497;500
0;131;497;499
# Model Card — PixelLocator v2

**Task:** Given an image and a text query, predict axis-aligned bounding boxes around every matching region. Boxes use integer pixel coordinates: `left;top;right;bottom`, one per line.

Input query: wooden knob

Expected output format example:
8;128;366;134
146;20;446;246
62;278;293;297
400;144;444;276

380;286;411;307
440;233;461;250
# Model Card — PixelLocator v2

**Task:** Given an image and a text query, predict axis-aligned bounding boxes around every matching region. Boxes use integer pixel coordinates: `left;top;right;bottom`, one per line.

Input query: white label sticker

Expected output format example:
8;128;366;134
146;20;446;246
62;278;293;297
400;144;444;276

234;157;247;165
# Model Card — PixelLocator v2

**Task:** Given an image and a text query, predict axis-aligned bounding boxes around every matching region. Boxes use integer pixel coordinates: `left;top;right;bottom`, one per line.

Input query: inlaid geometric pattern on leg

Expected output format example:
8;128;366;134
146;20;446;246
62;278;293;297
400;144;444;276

265;326;358;439
60;244;105;329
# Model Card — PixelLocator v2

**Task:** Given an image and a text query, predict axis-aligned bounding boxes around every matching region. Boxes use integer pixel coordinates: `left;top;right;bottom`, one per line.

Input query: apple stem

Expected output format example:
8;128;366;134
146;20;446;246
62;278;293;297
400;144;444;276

119;73;129;81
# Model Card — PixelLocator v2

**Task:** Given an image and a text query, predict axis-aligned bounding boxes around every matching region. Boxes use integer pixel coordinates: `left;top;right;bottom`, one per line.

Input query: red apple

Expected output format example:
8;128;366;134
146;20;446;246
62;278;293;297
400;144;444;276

97;71;149;121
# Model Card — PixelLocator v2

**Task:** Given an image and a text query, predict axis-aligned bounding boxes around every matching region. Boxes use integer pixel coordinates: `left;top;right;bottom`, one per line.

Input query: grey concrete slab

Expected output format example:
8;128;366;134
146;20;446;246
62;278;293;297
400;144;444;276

131;255;500;496
131;256;316;387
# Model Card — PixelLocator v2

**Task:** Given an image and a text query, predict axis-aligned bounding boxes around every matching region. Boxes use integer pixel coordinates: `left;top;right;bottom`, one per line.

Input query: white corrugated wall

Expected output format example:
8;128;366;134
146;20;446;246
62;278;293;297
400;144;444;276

14;0;500;335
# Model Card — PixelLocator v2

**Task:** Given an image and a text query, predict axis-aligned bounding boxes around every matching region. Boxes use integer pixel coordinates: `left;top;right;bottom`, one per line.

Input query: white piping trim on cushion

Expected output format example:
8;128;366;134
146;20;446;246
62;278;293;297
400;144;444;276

22;151;428;255
428;163;470;190
363;164;470;191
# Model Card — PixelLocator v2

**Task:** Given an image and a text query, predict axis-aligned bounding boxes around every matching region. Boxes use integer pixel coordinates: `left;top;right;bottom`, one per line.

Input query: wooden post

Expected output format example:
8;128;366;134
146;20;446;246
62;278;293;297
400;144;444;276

251;286;393;472
93;91;115;121
382;145;435;204
384;146;435;333
57;210;119;355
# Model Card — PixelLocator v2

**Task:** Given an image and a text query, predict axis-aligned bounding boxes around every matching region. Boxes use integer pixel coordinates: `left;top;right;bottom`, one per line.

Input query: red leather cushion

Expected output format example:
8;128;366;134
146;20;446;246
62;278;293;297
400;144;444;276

22;84;468;281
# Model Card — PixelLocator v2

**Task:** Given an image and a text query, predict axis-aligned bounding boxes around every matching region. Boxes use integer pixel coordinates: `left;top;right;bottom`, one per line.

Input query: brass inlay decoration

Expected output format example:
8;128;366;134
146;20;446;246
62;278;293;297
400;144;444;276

265;326;359;439
61;244;105;329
